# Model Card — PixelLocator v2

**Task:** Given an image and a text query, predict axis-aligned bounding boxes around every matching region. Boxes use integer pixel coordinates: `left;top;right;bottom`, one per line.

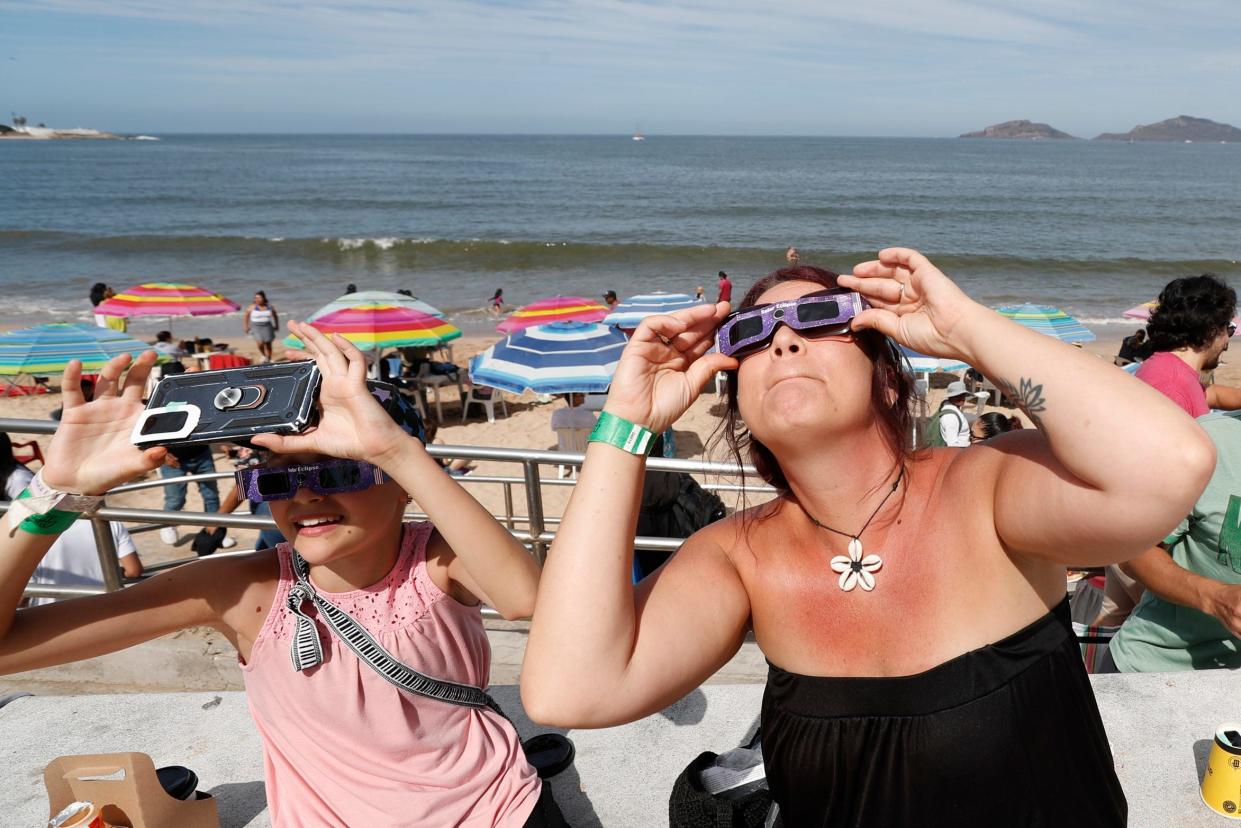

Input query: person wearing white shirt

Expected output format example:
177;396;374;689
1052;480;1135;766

938;381;972;448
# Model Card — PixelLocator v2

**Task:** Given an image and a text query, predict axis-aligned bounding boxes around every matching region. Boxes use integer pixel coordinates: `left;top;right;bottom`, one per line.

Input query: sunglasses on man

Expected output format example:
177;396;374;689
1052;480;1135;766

715;289;868;359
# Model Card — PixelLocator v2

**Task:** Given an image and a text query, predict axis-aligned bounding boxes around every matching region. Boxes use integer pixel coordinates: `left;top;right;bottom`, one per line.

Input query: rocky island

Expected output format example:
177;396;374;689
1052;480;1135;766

960;120;1076;140
1094;115;1241;142
0;116;127;140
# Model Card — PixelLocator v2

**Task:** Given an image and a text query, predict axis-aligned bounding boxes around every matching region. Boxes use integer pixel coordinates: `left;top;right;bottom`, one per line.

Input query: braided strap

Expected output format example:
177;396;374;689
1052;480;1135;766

286;549;492;709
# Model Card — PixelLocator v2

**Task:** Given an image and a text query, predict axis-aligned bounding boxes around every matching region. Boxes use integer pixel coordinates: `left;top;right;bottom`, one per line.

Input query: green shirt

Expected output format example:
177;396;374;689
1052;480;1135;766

1110;410;1241;672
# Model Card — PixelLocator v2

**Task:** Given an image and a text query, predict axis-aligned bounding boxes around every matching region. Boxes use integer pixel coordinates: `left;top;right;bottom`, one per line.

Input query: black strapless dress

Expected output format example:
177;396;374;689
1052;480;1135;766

761;598;1126;827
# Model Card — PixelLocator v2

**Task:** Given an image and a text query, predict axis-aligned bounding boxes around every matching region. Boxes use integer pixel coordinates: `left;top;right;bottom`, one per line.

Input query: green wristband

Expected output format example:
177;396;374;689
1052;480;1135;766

589;410;658;456
14;488;81;535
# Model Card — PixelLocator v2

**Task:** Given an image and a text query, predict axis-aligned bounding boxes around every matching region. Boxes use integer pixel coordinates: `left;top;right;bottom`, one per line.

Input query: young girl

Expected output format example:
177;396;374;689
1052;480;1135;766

0;322;562;826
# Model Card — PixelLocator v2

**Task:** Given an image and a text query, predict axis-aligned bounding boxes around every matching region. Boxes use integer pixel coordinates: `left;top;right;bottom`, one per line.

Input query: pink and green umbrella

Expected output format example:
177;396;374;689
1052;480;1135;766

1124;299;1239;333
283;304;461;351
497;296;609;334
93;282;239;318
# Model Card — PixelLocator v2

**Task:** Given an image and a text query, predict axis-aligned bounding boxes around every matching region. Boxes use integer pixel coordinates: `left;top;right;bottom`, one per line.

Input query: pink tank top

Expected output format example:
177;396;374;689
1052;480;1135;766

240;522;541;827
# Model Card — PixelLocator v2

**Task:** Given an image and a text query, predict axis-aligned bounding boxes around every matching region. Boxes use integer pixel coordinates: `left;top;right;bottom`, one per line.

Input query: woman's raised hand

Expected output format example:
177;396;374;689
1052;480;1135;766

250;321;410;463
839;248;981;360
42;352;167;495
603;302;738;434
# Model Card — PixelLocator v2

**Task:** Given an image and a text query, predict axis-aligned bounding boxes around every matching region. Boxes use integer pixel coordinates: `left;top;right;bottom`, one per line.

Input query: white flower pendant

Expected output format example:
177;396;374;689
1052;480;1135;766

829;537;883;592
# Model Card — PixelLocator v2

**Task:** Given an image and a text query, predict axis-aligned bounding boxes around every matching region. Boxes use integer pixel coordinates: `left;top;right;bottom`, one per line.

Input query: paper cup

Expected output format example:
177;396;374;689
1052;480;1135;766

1202;723;1241;819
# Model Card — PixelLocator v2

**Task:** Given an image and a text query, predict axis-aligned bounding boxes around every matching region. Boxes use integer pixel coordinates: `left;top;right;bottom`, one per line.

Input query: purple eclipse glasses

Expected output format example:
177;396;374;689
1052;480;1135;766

236;459;388;503
716;289;868;359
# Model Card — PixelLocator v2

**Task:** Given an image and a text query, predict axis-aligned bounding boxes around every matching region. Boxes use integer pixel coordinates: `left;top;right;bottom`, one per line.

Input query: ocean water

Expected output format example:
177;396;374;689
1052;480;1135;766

1;134;1238;338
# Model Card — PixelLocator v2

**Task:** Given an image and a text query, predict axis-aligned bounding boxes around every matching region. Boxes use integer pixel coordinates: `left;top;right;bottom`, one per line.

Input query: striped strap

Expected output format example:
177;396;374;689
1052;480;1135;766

286;549;496;711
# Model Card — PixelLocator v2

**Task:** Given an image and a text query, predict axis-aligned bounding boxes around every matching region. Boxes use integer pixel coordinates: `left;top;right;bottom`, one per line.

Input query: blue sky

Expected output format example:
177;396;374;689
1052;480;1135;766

2;0;1238;136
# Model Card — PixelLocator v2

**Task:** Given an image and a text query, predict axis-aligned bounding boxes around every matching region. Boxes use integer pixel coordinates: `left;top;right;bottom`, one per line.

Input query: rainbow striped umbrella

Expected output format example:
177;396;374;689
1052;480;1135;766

604;292;701;328
308;290;445;321
283;304;461;351
497;296;609;334
93;282;239;318
0;323;168;376
996;304;1095;344
470;321;627;394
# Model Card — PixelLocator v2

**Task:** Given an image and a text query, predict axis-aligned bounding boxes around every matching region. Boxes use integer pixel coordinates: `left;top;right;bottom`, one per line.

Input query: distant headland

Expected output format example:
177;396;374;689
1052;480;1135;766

0;115;156;140
960;120;1076;140
1094;115;1241;142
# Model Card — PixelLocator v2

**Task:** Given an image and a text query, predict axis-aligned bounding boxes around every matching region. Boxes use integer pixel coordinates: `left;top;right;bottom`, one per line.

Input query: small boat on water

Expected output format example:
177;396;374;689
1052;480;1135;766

632;129;645;142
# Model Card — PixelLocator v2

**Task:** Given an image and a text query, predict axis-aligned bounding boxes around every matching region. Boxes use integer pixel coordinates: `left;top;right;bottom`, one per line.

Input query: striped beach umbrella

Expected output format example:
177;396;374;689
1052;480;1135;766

93;282;239;318
497;296;609;334
996;304;1095;344
898;345;969;374
469;321;628;394
283;304;461;352
604;292;701;328
308;290;445;321
0;323;167;376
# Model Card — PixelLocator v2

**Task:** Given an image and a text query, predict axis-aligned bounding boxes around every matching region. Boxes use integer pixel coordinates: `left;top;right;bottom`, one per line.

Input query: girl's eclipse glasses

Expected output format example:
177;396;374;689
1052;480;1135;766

716;289;868;359
237;459;388;503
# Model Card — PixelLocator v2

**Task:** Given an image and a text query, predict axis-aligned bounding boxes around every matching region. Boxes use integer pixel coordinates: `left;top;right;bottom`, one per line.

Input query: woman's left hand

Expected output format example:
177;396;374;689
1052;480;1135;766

839;247;982;360
250;321;412;464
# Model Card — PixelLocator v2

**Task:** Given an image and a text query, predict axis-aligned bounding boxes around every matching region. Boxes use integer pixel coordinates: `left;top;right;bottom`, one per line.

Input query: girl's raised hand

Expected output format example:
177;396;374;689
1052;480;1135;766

603;302;738;434
250;321;410;463
42;352;167;495
839;248;980;360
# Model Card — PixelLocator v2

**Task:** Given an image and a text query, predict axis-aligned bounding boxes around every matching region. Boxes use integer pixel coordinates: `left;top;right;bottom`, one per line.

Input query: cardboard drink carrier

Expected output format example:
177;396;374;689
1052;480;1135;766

44;753;219;828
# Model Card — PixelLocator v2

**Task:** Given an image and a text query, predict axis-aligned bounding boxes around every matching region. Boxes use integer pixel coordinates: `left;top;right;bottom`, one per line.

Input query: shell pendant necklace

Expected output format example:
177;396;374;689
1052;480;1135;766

804;467;904;593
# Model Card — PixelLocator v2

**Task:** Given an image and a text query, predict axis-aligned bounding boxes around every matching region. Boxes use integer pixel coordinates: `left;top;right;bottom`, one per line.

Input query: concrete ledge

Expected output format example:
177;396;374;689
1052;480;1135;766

2;672;1237;826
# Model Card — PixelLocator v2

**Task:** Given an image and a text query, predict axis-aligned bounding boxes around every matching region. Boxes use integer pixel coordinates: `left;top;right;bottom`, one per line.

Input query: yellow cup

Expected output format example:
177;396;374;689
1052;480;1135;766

1202;723;1241;819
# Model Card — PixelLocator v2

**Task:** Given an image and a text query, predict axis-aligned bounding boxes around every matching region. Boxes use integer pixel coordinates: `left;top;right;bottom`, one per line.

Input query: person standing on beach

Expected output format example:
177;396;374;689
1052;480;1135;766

1134;275;1237;417
89;283;126;333
716;271;732;304
243;291;279;364
522;252;1216;825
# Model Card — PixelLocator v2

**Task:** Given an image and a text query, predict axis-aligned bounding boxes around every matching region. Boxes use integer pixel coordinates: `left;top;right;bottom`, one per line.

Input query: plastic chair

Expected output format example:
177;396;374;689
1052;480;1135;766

553;426;592;478
10;439;43;466
416;363;465;421
461;385;507;423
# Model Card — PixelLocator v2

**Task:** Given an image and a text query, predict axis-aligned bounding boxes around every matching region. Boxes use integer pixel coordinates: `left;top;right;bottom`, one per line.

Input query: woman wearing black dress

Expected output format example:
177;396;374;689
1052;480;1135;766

522;249;1215;826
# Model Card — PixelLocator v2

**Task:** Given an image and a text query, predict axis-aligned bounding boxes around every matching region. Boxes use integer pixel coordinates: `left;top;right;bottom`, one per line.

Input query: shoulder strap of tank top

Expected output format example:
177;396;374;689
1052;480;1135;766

285;547;501;713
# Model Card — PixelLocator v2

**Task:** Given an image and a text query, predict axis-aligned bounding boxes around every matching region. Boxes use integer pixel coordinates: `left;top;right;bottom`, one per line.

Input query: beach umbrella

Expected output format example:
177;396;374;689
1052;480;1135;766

497;296;609;334
469;321;628;394
995;304;1095;344
93;282;240;322
0;323;168;376
898;345;969;374
307;290;445;321
283;304;461;351
603;292;701;328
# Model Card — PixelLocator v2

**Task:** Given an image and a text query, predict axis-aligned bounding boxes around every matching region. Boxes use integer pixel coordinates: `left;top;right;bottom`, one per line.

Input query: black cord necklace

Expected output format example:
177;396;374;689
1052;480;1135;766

804;466;905;593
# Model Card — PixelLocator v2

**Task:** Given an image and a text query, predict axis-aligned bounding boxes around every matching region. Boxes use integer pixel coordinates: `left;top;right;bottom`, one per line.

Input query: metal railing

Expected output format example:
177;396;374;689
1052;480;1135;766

0;417;774;603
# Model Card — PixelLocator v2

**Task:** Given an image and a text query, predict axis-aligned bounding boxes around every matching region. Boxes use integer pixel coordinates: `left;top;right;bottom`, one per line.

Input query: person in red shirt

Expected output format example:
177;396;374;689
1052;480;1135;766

1135;275;1237;417
717;271;733;303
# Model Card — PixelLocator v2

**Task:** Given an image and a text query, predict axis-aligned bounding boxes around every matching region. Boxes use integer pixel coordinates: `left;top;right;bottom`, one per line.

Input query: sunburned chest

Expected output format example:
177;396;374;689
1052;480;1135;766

739;515;991;676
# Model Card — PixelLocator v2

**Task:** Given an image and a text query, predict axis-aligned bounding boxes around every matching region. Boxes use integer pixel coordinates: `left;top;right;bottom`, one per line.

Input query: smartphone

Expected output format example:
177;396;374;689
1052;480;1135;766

133;362;321;447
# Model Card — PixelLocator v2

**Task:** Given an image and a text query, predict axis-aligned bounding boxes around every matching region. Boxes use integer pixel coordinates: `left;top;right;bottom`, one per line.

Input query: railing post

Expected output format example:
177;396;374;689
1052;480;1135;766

522;460;546;563
90;512;124;592
503;482;515;531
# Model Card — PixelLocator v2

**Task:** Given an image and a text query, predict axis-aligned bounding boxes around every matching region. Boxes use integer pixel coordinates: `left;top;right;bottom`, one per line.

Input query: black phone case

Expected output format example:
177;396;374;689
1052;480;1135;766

134;362;321;447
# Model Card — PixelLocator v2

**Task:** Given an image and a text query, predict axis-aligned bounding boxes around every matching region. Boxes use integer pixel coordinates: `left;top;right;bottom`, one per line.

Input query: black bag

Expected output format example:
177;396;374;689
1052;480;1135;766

669;740;775;828
671;475;727;538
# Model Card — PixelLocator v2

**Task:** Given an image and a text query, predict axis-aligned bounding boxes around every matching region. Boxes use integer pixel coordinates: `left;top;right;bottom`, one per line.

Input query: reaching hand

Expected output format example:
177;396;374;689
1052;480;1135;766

839;247;981;360
42;352;167;496
250;321;411;464
1209;583;1241;639
603;302;738;434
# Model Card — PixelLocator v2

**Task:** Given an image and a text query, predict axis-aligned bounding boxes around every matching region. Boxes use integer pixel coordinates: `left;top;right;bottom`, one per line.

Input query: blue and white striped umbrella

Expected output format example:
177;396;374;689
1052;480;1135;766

0;323;167;375
604;292;701;328
898;345;969;374
469;322;628;394
996;304;1095;344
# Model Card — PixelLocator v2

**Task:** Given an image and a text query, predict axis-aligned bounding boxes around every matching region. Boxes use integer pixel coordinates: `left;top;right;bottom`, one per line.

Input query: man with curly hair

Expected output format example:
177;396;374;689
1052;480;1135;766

1135;274;1237;416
